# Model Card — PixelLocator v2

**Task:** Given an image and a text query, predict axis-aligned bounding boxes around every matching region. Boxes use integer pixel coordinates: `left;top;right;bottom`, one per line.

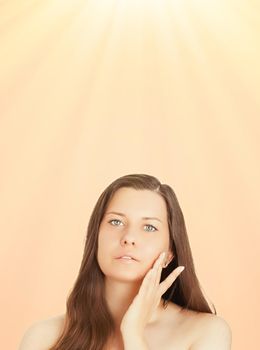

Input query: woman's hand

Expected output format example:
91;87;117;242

120;252;185;336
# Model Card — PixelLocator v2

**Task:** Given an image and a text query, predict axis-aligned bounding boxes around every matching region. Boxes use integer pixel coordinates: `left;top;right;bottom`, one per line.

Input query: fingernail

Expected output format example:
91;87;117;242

161;252;166;260
179;266;185;272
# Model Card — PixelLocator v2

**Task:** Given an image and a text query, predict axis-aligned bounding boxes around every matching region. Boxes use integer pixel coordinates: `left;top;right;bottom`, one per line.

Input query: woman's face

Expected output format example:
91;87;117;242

97;187;173;282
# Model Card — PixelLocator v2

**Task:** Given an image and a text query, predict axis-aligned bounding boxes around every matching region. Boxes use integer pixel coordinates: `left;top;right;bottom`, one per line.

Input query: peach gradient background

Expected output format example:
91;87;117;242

0;0;259;349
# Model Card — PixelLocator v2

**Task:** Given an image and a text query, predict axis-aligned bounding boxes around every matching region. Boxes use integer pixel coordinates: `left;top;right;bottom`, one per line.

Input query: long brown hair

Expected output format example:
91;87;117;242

49;173;216;350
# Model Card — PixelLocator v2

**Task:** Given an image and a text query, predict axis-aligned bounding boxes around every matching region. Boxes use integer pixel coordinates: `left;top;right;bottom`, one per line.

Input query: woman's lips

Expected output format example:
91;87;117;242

116;257;138;263
115;253;138;261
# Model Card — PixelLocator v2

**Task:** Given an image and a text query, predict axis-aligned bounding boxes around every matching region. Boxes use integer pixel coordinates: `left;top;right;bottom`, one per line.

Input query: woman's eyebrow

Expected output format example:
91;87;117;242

105;211;162;223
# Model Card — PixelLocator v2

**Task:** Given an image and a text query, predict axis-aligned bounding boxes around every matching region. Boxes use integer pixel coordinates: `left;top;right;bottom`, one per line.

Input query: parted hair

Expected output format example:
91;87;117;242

48;173;216;350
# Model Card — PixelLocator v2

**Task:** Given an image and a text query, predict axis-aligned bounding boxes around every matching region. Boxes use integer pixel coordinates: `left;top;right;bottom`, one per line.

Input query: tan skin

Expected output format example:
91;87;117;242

98;191;170;319
33;302;213;350
96;188;231;349
19;187;231;350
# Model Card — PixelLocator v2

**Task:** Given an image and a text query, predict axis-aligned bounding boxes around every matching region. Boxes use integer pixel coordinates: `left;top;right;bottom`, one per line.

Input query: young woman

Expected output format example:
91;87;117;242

19;173;232;350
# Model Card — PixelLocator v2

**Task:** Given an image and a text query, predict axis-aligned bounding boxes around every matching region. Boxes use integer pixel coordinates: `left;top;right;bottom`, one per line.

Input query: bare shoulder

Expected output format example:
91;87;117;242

18;314;65;350
161;303;232;350
188;312;232;349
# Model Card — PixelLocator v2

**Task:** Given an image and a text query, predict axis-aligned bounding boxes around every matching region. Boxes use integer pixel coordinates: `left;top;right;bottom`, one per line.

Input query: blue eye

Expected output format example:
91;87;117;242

109;219;122;226
144;224;158;232
108;219;158;232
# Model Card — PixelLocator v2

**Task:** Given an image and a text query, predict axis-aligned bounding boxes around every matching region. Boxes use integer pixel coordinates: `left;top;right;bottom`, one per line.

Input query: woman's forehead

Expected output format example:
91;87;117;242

106;187;167;220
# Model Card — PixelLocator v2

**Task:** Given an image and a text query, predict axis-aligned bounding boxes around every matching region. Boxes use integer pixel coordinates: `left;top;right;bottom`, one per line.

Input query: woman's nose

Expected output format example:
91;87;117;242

120;230;137;246
121;238;135;246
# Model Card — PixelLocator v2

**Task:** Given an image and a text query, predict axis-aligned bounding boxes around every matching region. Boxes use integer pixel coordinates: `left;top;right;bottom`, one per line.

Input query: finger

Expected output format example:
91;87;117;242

154;253;165;287
139;253;164;296
138;267;155;297
158;266;185;296
149;252;164;289
152;252;165;268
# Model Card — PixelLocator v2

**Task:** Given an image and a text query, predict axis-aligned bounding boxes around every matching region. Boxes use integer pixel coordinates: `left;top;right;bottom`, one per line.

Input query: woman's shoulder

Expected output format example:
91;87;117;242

179;309;232;349
159;303;231;350
18;314;65;350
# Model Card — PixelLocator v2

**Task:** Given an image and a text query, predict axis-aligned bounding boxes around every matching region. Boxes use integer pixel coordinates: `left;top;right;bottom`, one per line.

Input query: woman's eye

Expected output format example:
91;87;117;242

144;224;158;232
108;219;158;232
109;219;122;226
